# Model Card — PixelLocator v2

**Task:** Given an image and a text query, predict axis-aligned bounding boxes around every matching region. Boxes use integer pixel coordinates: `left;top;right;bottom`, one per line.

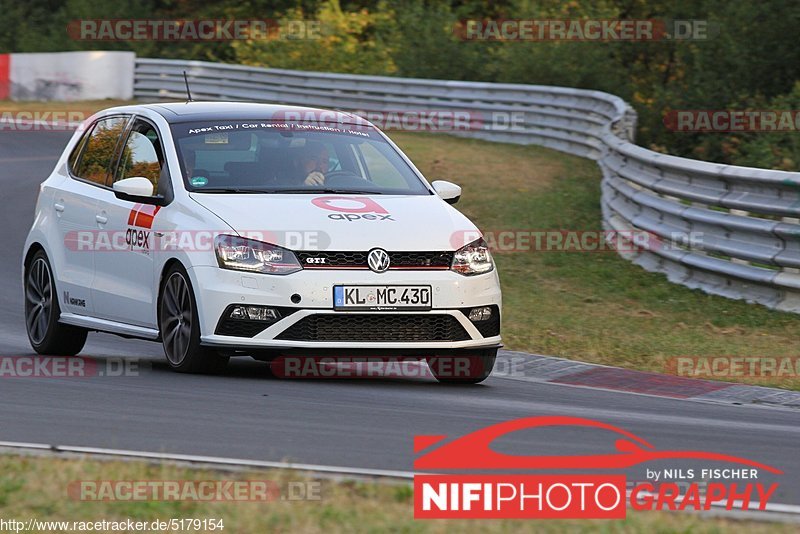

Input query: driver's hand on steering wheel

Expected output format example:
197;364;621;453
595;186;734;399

303;171;325;186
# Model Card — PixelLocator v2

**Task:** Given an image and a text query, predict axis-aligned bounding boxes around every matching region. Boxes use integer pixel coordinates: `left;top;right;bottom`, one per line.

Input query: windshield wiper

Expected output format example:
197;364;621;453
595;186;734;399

193;187;385;195
192;188;275;194
325;189;384;195
270;189;384;195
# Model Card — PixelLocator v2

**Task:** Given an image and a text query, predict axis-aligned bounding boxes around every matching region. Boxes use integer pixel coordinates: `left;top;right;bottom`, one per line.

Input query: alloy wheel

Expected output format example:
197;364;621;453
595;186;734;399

161;272;193;365
25;258;52;344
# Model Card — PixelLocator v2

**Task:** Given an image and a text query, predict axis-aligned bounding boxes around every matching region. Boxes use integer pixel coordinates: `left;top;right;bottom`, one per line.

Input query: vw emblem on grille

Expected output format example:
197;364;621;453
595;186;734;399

367;248;391;273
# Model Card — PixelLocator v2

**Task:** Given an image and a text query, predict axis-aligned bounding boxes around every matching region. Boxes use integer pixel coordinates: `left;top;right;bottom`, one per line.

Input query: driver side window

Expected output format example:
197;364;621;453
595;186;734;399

116;120;164;192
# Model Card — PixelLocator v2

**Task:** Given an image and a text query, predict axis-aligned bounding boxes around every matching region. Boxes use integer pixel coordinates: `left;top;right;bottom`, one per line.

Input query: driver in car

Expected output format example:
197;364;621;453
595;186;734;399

300;142;330;185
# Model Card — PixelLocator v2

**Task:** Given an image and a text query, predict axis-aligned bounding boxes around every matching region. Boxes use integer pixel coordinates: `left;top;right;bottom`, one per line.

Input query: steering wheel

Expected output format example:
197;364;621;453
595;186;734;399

323;170;368;187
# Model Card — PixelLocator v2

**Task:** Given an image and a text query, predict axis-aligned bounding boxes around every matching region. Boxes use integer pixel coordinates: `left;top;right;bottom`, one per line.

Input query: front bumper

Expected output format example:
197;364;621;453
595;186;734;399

187;265;502;350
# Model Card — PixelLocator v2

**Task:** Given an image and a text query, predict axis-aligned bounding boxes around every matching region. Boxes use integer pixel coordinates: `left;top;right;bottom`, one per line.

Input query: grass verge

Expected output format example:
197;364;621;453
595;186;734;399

390;132;800;390
0;454;793;533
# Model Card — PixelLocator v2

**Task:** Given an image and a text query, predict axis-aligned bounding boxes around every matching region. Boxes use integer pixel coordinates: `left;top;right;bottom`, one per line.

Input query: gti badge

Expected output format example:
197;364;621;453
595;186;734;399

367;248;391;273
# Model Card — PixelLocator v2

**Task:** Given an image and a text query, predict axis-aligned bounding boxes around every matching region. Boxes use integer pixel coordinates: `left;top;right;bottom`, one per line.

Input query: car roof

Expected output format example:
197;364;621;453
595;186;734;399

131;101;370;126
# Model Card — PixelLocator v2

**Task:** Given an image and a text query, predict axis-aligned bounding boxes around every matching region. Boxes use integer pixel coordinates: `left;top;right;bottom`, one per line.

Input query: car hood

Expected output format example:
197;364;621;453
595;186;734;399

189;193;481;251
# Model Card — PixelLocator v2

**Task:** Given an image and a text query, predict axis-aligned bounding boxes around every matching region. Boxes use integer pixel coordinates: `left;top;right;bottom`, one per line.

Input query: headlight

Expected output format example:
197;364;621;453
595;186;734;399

451;237;494;276
215;235;302;275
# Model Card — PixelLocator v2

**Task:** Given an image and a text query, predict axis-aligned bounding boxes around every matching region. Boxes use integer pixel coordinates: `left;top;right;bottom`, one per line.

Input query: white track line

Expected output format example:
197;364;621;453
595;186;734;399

0;440;413;479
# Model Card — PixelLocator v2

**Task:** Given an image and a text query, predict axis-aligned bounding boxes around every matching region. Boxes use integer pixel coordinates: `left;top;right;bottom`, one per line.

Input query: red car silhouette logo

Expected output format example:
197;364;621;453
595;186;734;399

414;416;782;474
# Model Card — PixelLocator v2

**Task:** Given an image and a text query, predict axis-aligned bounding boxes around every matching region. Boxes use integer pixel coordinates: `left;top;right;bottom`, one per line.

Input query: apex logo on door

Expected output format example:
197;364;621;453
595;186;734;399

126;203;160;253
311;196;394;222
127;203;160;229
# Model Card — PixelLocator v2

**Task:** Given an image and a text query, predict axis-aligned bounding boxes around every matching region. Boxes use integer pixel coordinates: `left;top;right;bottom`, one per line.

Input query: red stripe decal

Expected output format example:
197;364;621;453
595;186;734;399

127;203;140;226
0;54;10;100
134;205;160;229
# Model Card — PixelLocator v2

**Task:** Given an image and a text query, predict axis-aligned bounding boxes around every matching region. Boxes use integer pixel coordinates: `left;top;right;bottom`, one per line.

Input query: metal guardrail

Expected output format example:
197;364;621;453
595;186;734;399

135;57;800;313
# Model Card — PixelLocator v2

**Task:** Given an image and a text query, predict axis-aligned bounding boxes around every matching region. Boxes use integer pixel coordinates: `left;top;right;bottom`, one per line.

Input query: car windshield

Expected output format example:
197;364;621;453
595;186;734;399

171;120;431;195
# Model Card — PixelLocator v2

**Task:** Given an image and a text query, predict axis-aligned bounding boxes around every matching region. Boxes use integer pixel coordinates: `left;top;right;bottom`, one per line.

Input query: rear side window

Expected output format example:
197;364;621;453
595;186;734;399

72;116;129;186
67;129;90;171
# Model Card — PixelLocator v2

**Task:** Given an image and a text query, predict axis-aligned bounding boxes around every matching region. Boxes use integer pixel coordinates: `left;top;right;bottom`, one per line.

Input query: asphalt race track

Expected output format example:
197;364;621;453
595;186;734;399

1;131;799;509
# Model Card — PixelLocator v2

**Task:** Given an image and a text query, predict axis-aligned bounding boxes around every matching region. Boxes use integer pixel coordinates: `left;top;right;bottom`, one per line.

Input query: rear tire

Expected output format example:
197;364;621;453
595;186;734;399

159;264;228;374
24;250;87;356
426;349;497;384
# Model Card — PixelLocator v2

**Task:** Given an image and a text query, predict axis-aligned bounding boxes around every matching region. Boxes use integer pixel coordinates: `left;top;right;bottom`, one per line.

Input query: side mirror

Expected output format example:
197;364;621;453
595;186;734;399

112;177;165;205
431;180;462;205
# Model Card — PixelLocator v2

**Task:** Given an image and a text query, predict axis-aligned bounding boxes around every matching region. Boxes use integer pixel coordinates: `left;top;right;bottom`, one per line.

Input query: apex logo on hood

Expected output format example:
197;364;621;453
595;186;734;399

311;196;395;222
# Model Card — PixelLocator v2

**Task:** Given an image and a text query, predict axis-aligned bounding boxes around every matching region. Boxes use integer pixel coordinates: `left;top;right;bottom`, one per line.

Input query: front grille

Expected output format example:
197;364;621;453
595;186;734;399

388;252;453;268
276;314;471;342
296;251;453;269
297;251;366;267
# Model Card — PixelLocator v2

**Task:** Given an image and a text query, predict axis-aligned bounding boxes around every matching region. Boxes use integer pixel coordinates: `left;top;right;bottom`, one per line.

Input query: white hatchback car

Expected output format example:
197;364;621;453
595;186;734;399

23;102;502;383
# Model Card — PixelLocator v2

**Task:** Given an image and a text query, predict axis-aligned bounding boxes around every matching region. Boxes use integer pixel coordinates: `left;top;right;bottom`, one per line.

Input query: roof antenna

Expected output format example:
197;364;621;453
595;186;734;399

183;70;193;102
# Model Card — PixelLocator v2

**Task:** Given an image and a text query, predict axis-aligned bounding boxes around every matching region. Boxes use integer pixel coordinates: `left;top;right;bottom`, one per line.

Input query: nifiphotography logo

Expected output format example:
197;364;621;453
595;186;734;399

413;416;782;519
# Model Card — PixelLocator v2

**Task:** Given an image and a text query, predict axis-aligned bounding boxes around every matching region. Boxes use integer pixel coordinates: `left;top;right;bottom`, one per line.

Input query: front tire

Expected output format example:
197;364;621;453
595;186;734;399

159;264;228;373
24;250;87;356
426;349;497;384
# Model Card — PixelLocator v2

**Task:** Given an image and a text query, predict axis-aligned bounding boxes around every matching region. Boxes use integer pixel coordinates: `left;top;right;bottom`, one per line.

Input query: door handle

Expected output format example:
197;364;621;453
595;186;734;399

95;214;108;224
54;203;65;212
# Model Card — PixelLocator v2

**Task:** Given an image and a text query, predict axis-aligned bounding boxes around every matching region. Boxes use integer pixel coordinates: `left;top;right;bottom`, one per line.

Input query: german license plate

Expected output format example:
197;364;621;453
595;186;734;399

333;285;432;310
